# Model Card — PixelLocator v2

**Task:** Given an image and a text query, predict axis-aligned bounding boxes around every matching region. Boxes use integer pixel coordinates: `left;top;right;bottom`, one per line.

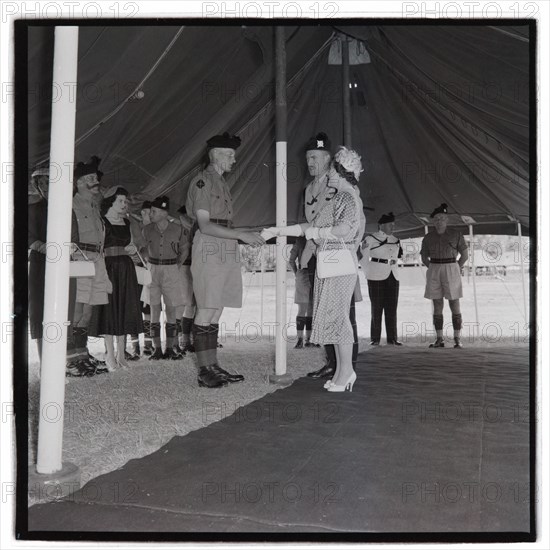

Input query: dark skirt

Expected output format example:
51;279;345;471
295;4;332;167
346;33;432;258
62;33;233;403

89;255;144;336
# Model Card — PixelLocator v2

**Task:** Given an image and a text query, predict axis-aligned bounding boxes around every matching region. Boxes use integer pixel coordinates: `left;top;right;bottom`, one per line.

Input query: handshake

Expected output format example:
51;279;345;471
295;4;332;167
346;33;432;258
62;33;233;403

260;224;336;241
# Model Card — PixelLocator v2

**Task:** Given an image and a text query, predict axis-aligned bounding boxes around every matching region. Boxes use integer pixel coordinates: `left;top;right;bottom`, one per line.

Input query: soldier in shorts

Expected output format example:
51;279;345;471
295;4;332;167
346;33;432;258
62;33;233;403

186;132;264;388
142;196;187;360
421;203;469;348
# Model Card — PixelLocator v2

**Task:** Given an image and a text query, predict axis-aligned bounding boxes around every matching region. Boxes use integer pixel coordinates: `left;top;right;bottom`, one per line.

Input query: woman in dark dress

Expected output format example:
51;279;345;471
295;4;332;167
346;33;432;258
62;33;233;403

89;187;143;370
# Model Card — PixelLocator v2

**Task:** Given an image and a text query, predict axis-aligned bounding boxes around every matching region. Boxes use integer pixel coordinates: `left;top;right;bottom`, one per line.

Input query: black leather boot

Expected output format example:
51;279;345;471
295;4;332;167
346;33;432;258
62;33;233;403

307;363;336;379
198;365;229;388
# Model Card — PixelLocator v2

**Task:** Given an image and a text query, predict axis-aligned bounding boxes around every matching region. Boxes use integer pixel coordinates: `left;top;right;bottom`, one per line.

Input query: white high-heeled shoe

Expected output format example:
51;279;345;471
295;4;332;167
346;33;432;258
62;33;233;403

327;371;356;392
323;379;334;389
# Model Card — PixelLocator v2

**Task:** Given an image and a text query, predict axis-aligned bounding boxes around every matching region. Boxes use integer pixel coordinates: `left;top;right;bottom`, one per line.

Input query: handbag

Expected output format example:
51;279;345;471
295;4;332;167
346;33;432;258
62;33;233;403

317;240;357;278
69;244;96;278
316;194;360;279
134;249;152;286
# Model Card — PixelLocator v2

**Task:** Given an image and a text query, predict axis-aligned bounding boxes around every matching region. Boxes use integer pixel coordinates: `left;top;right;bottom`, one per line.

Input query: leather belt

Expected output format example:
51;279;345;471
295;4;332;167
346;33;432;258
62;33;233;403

182;259;192;266
78;242;101;253
149;258;178;265
104;246;128;257
370;258;397;265
430;258;457;264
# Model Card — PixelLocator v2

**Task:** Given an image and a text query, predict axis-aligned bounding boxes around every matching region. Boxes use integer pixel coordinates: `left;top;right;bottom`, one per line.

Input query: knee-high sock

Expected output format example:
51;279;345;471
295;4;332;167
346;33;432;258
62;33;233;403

304;316;312;341
296;316;306;337
208;323;220;365
165;322;177;349
452;314;462;331
151;322;162;350
181;316;193;344
192;324;211;369
433;314;444;331
72;326;88;361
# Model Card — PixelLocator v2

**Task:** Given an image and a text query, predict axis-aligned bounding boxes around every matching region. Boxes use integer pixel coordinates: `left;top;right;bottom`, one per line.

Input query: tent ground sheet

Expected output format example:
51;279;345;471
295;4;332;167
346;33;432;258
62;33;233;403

28;345;530;534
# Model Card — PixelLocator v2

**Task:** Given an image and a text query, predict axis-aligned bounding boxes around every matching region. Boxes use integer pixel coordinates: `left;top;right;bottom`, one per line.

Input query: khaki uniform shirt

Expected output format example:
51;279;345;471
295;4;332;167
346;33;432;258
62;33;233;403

186;164;234;223
421;229;468;260
72;193;104;248
143;221;186;262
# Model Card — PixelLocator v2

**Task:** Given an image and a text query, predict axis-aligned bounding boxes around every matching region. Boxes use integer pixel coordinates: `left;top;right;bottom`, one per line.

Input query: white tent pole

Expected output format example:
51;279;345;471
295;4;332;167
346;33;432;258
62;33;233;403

469;225;480;339
518;221;528;323
260;251;265;332
273;27;288;377
36;27;79;474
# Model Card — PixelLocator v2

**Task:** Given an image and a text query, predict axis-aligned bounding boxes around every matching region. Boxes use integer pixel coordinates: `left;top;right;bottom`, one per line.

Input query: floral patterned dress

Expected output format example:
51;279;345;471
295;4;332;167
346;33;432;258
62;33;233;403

310;188;362;345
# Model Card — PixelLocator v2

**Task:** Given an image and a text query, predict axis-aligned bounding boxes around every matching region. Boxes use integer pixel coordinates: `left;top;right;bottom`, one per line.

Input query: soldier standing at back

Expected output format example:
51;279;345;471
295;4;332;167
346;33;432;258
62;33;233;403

141;196;187;360
361;212;403;346
421;203;469;348
186;132;264;388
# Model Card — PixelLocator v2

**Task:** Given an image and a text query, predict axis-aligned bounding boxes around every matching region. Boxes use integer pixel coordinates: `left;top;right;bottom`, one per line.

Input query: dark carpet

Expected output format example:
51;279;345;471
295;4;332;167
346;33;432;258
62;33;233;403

27;346;531;535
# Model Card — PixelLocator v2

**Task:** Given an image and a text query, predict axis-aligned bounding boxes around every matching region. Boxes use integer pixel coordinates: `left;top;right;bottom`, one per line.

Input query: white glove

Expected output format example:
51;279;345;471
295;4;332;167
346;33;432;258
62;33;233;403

305;226;336;240
260;228;279;241
273;224;304;237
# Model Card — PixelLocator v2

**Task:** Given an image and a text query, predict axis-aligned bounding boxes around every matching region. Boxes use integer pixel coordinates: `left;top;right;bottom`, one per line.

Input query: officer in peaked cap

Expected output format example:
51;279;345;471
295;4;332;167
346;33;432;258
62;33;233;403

421;203;469;348
186;131;264;388
361;212;403;346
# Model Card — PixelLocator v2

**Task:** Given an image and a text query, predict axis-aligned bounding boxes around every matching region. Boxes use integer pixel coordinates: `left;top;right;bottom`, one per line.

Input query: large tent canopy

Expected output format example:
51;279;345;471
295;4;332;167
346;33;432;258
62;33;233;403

27;22;531;236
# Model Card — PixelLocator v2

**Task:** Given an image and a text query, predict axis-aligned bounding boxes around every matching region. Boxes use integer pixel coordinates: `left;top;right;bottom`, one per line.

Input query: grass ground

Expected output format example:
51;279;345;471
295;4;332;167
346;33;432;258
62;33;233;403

27;269;530;504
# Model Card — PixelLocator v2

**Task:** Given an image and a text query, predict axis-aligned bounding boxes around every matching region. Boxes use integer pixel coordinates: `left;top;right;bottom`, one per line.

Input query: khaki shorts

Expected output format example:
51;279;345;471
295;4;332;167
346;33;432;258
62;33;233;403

179;264;196;306
191;231;242;309
75;253;111;305
149;264;185;308
424;262;463;300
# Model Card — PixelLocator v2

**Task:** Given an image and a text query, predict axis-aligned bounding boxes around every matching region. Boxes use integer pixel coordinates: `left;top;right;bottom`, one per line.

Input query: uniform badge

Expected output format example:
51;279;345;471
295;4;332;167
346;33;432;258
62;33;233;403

196;179;205;189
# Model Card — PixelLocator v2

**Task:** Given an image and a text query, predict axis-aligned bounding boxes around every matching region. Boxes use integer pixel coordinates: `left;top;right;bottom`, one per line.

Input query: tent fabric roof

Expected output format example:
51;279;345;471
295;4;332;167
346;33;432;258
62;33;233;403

27;23;531;236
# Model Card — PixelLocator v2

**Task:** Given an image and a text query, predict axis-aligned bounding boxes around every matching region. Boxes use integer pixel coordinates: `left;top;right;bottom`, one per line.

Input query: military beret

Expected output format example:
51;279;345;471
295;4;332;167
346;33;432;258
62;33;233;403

74;155;103;183
206;132;241;150
305;132;331;153
378;212;395;224
141;201;152;210
430;203;448;218
151;195;170;211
